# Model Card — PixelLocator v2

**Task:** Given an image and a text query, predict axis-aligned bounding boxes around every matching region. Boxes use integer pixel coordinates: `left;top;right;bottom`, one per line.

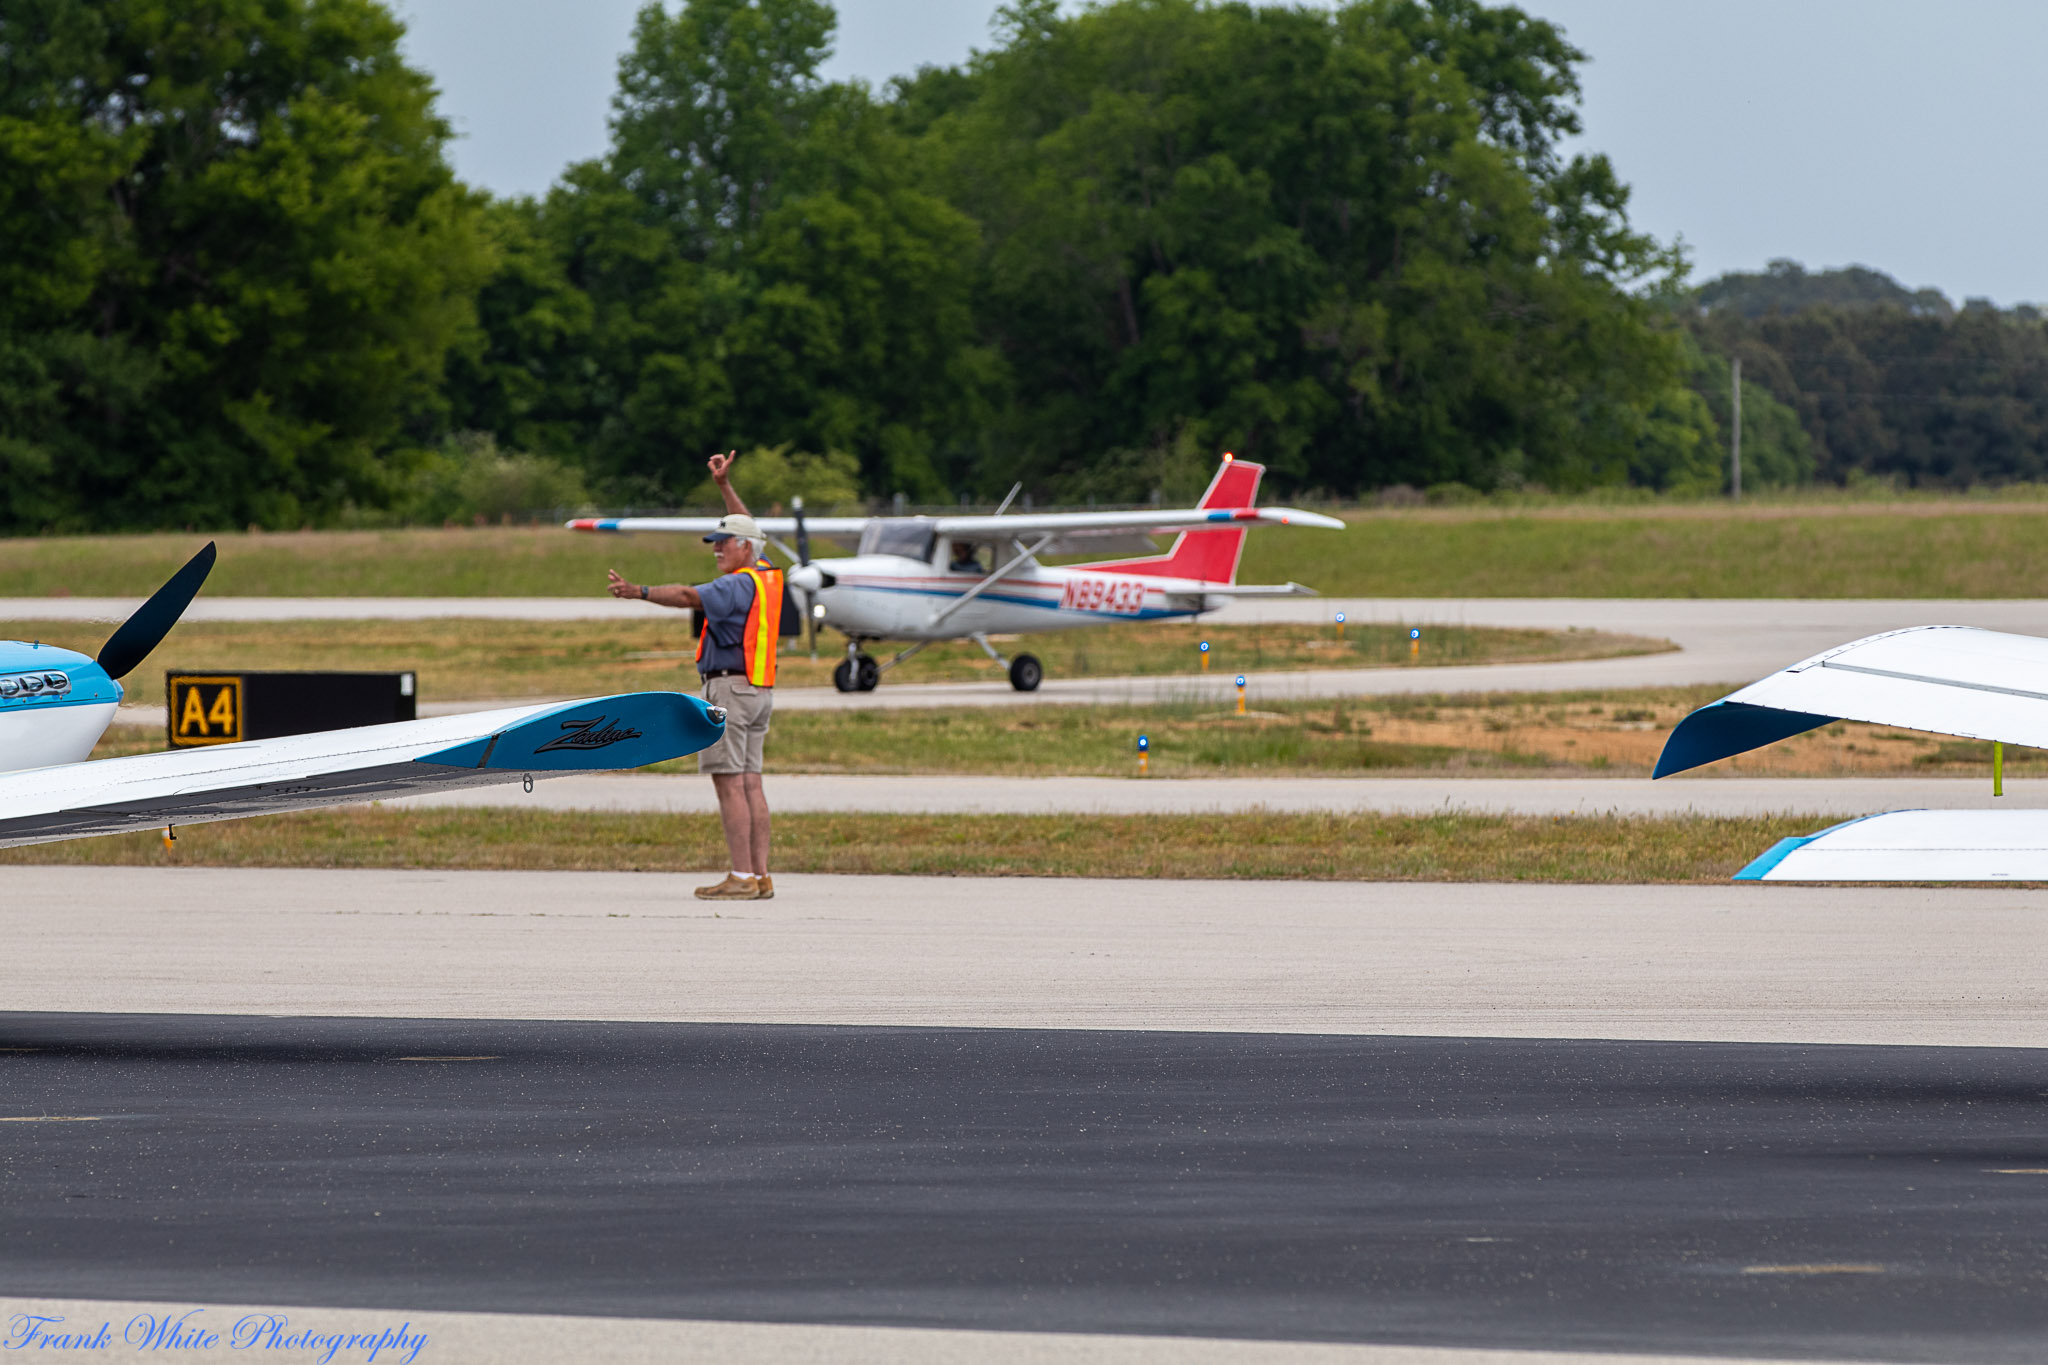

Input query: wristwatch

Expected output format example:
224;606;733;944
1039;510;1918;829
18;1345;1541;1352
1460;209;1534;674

639;585;649;600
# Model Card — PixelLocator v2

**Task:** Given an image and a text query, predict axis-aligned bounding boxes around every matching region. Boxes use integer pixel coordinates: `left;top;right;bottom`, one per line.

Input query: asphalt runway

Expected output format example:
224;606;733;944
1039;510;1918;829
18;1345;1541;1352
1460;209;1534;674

388;772;2039;818
6;1011;2048;1363
52;597;2048;719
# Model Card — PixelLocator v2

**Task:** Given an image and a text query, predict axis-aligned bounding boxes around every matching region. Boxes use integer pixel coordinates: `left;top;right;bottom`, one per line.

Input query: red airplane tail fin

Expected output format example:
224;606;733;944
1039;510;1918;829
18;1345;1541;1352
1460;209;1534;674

1088;457;1263;584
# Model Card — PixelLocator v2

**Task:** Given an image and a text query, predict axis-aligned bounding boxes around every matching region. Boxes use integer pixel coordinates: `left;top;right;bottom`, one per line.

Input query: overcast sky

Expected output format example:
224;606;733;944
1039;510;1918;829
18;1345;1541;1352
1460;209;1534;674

390;0;2048;305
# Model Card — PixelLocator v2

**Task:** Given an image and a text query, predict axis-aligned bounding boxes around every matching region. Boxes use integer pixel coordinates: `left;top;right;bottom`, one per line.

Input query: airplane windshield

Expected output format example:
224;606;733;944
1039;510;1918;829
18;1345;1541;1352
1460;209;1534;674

860;518;937;563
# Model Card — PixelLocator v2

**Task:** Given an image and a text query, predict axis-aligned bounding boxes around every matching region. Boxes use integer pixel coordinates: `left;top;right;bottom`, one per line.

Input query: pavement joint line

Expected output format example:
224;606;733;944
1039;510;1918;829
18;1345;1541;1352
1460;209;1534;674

0;1115;101;1123
1740;1265;1887;1276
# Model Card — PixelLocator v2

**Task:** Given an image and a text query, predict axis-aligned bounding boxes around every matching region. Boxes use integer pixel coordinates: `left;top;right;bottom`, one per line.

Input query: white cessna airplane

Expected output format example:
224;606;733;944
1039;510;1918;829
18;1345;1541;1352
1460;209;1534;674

569;455;1344;690
0;543;726;848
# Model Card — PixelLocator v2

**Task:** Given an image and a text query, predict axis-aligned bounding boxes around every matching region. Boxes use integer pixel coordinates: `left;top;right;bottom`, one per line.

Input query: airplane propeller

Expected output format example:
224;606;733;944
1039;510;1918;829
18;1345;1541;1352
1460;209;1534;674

791;497;817;658
97;541;217;681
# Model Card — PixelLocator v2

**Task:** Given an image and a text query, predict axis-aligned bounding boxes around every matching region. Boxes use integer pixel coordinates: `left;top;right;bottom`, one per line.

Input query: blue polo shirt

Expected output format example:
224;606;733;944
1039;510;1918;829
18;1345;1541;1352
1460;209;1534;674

694;570;757;677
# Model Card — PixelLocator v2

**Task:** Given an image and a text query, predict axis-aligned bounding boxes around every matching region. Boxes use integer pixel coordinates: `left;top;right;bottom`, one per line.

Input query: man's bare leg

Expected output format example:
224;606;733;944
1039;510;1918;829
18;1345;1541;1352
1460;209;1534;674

710;773;753;874
741;773;771;877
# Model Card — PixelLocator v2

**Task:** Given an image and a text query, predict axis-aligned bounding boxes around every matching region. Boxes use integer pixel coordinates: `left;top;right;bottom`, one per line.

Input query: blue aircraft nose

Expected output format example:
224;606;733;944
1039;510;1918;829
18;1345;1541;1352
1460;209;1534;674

0;643;121;712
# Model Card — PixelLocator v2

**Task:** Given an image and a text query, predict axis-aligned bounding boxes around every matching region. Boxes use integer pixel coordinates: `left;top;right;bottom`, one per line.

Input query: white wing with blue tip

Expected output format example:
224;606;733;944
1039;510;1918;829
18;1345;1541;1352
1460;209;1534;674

0;691;723;849
1657;626;2048;777
1735;809;2048;882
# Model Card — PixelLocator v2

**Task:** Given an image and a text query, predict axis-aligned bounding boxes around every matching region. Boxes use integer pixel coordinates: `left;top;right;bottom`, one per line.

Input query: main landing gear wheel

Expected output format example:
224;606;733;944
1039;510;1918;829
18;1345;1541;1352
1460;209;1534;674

835;655;880;692
1008;653;1042;692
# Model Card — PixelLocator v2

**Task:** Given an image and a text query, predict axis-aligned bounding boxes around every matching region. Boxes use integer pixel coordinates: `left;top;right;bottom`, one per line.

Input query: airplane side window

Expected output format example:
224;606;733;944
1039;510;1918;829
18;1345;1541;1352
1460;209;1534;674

862;518;937;562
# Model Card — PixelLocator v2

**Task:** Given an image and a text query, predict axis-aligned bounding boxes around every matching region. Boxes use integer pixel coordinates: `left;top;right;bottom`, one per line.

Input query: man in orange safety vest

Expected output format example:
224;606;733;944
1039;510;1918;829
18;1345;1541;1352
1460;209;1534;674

605;450;781;901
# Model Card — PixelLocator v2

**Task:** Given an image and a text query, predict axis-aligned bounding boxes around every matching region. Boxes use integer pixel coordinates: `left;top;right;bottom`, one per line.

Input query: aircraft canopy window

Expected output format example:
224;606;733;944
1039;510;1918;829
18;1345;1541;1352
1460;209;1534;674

861;518;937;562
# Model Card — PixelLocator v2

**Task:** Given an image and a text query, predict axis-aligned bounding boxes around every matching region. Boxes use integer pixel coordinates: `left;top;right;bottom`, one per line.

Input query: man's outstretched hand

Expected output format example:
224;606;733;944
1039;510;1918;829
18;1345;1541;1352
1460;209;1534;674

606;569;638;599
707;449;738;484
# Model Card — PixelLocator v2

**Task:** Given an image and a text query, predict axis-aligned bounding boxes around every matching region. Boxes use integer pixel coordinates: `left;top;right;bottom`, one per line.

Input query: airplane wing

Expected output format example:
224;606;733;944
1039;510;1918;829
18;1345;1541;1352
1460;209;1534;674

566;508;1345;539
1655;626;2048;778
1734;809;2048;882
0;691;722;848
569;516;870;537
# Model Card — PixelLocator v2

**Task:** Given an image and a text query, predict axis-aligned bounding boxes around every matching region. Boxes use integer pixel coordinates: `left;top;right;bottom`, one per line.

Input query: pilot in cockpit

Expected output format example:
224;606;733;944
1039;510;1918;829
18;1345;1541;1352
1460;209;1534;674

948;540;985;574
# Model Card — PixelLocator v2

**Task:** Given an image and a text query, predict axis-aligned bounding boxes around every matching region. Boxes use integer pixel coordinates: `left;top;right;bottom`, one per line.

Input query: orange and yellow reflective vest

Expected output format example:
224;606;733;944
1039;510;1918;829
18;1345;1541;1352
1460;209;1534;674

696;558;783;686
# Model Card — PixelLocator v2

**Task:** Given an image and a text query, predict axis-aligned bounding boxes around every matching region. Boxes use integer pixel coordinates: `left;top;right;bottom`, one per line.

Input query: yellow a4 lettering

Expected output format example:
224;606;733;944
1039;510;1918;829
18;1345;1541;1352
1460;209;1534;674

181;686;209;735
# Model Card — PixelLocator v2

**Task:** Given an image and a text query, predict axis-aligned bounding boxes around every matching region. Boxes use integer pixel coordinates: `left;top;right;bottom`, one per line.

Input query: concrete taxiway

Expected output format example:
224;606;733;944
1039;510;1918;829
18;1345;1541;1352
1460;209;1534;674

7;867;2048;1046
389;772;2039;818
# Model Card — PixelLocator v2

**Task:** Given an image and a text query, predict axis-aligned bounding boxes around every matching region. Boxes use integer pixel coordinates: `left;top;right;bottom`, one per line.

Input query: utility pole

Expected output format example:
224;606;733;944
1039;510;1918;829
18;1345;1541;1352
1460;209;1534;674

1730;355;1743;501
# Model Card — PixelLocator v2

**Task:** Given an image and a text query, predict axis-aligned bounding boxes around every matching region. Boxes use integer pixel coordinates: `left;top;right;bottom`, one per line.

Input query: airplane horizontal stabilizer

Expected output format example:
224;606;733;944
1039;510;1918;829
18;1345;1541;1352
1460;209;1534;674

0;691;722;849
1184;582;1318;598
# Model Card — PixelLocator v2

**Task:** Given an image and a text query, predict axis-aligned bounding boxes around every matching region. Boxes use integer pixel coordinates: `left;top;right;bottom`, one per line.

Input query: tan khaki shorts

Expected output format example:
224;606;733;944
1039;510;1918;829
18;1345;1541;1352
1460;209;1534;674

699;675;771;774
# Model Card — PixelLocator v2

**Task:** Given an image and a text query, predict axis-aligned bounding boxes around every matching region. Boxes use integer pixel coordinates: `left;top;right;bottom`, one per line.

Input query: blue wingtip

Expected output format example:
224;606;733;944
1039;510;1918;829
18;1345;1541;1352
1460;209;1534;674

417;692;724;771
1733;836;1812;881
1731;813;1893;881
1653;701;1838;778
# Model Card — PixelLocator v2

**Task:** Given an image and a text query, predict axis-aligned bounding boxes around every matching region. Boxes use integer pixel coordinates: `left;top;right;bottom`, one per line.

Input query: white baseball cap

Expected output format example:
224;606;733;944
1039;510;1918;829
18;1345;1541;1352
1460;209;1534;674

703;513;763;543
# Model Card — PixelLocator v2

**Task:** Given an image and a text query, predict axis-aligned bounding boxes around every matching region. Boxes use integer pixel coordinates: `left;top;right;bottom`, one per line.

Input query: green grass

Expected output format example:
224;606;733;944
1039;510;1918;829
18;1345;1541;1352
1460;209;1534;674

13;499;2048;597
0;807;1831;883
13;617;1661;710
1238;502;2048;599
701;697;1530;777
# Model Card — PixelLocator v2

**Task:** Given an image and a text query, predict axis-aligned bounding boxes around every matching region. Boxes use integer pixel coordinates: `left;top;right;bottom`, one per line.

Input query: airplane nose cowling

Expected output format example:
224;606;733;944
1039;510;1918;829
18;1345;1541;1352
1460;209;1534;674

787;564;833;593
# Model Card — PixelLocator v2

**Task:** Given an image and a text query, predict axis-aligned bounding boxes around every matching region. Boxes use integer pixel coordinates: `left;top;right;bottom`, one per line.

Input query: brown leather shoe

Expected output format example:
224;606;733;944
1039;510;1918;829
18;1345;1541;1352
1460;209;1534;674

754;875;774;900
694;873;760;901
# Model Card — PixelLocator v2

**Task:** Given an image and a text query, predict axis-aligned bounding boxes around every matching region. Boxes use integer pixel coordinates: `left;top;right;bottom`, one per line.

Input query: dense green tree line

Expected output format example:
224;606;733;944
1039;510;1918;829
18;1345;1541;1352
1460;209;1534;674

465;0;1728;505
1684;262;2048;489
6;0;2037;532
0;0;490;531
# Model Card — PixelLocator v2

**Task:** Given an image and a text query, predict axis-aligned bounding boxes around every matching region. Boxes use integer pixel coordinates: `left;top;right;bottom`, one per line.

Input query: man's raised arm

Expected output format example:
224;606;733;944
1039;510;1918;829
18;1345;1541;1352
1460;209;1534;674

709;449;749;517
